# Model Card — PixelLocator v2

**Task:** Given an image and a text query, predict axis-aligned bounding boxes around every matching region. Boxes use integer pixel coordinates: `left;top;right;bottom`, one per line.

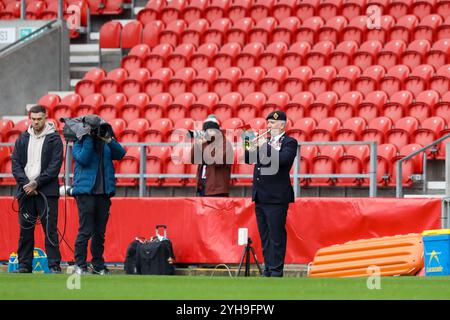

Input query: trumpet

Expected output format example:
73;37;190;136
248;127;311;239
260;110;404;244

245;129;271;150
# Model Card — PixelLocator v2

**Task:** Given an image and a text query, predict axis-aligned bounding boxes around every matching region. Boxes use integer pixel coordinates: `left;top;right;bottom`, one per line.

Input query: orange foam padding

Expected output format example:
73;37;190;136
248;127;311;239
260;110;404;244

309;233;424;277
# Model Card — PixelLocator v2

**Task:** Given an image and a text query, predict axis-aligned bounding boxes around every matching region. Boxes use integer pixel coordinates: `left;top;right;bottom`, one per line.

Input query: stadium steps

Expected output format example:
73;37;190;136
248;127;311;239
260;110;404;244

70;44;101;89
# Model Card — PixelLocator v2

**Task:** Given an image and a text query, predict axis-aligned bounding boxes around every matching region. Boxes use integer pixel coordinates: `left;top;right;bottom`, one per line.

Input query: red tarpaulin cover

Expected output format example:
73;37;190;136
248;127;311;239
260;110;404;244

0;197;441;264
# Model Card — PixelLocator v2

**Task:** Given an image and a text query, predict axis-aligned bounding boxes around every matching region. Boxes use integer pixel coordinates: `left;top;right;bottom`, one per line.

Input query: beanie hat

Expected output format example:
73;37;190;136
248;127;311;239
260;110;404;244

202;114;221;130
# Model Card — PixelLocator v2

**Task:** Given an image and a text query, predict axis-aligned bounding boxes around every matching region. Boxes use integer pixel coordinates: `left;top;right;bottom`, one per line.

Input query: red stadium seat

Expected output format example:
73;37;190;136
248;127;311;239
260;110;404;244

408;90;440;122
203;18;232;46
236;66;266;97
144;46;171;72
137;0;164;25
120;118;150;143
246;117;267;131
305;40;335;72
212;67;243;98
434;92;450;124
389;15;418;43
212;42;242;73
307;66;337;97
285;92;315;123
414;14;442;42
382;90;414;122
361;116;393;145
426;39;450;70
121;44;151;73
98;93;127;122
158;19;186;47
99;21;122;49
352;40;383;71
310;145;345;186
335;116;366;141
259;66;289;97
75;67;106;99
401;40;431;70
296;16;324;45
437;16;450;41
181;18;209;48
261;92;290;119
341;0;366;20
166;43;196;73
204;0;230;23
189;92;220;121
222;117;244;130
272;16;301;46
248;17;277;46
228;0;252;22
308;91;339;123
389;143;424;187
331;65;361;98
121;21;143;49
404;64;435;97
281;41;312;72
121;68;151;99
102;0;123;14
342;15;368;45
272;0;296;21
377;40;407;71
388;0;412;19
379;64;410;97
120;93;150;124
362;143;398;186
357;90;387;123
249;0;274;22
411;0;436;19
98;68;128;98
287;117;316;142
237;92;266;123
26;1;46;19
75;93;105;117
190;43;219;73
142;20;164;47
386;116;420;150
332;91;363;123
143;92;173;123
167;92;196;123
182;0;208;24
167;67;196;98
354;65;385;97
236;42;265;72
430;64;450;96
37;93;61;117
309;116;341;141
143;118;173;143
226;17;254;47
295;0;318;21
283;66;314;98
317;15;347;45
259;42;288;72
53;94;82;122
143;67;173;97
109;118;127;139
190;67;219;97
336;144;370;186
0;119;14;141
413;116;445;158
329;40;358;71
160;0;186;24
213;93;243;124
317;0;342;20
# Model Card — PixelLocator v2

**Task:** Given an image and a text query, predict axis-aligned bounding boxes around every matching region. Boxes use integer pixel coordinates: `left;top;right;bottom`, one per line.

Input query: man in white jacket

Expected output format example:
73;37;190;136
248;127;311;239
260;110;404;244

11;105;63;273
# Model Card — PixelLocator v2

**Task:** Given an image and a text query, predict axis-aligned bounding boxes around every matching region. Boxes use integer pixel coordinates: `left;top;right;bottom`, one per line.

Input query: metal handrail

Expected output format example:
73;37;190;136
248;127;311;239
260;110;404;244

396;132;450;198
0;20;58;55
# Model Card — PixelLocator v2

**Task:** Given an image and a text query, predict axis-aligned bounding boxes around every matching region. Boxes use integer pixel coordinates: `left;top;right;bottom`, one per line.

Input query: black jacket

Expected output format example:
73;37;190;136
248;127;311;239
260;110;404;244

11;130;63;197
245;134;298;204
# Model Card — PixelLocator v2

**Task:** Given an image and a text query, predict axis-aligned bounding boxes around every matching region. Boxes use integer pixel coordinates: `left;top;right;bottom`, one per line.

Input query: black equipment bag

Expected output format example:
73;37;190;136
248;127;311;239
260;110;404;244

124;225;175;275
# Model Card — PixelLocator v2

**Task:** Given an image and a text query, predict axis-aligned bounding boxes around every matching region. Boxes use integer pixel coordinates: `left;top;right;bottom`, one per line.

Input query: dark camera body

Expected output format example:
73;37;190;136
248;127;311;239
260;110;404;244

91;123;114;140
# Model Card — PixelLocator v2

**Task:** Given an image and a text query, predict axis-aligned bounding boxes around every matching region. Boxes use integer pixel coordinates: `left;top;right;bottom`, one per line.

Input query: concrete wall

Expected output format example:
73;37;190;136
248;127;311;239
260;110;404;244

0;20;70;116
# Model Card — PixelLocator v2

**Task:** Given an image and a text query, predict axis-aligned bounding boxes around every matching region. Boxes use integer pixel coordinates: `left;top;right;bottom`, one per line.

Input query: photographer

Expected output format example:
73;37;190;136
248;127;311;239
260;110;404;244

11;105;63;273
71;119;125;275
191;116;233;197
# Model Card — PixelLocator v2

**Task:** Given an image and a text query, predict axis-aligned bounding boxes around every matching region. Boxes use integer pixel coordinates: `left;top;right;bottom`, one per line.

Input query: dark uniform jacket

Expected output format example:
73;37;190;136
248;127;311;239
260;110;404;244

245;134;298;204
11;130;63;197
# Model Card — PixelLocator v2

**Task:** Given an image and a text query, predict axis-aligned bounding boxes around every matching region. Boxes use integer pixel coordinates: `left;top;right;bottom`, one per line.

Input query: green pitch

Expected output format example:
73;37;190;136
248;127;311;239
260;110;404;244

1;274;450;300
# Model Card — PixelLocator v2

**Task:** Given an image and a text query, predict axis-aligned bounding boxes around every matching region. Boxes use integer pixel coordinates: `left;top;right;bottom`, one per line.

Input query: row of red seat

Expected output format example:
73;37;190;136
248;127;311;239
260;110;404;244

100;13;450;51
136;0;450;27
117;38;450;76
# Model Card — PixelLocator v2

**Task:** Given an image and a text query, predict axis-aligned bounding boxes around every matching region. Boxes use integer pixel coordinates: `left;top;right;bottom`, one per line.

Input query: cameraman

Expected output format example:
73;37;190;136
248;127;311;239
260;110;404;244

71;122;125;275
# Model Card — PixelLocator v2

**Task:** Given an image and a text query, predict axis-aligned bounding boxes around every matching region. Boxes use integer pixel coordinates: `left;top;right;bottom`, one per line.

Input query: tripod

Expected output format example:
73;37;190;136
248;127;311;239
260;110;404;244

237;238;262;277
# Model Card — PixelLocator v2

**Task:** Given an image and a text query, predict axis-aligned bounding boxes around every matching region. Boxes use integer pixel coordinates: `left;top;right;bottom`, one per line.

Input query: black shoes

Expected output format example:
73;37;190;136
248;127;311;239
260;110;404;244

92;267;110;275
49;266;62;274
13;267;32;273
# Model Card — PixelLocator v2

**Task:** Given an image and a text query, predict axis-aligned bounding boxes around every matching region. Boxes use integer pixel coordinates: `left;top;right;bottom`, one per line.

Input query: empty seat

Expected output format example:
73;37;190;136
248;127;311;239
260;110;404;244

363;143;398;186
310;145;345;186
259;42;289;72
144;67;173;97
121;21;143;49
309;116;341;141
308;91;339;123
190;67;220;97
248;16;278;46
388;0;413;19
121;44;151;73
228;0;252;22
287;117;316;142
335;116;366;141
352;40;383;71
386;116;420;150
75;67;106;98
283;66;313;98
212;42;242;72
121;68;151;98
0;119;14;141
389;143;424;187
329;40;359;71
285;92;315;123
249;0;275;22
382;90;414;122
144;43;173;73
236;66;266;97
379;64;410;97
168;67;197;97
414;14;442;42
226;17;254;47
413;116;446;158
143;92;173;123
296;16;324;45
295;0;319;21
354;65;385;97
377;39;407;71
332;91;363;123
357;90;388;123
181;18;209;47
331;65;361;98
212;92;243;124
98;68;128;98
37;93;61;117
366;15;395;43
189;92;220;121
434;92;450;124
236;42;265;71
159;19;186;47
119;118;150;143
166;92;196;123
361;116;393;145
75;93;105;117
336;144;370;186
281;41;311;71
143;118;173;143
261;92;290;119
389;15;418;43
182;0;208;24
160;0;186;24
137;0;164;25
404;64;435;97
307;66;337;97
142;20;164;48
342;15;368;45
272;16;301;45
430;64;450;96
203;18;232;46
53;93;82;121
190;43;219;73
317;15;347;45
109;118;127;139
237;92;266;123
213;67;243;98
259;66;289;97
401;39;431;70
25;1;46;19
204;0;230;23
98;93;127;122
99;21;122;49
408;90;440;122
304;40;335;72
411;0;436;19
317;0;342;20
437;15;450;41
121;93;150;124
426;39;450;70
166;43;196;73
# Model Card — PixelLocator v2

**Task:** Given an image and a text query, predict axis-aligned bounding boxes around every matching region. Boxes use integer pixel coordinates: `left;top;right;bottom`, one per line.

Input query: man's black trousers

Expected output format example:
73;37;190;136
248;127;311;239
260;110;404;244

18;195;61;271
255;202;289;277
74;195;111;270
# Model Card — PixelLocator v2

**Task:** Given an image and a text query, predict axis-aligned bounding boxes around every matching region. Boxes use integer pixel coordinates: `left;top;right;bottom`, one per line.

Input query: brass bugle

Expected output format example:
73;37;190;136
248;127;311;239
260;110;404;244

250;129;270;142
